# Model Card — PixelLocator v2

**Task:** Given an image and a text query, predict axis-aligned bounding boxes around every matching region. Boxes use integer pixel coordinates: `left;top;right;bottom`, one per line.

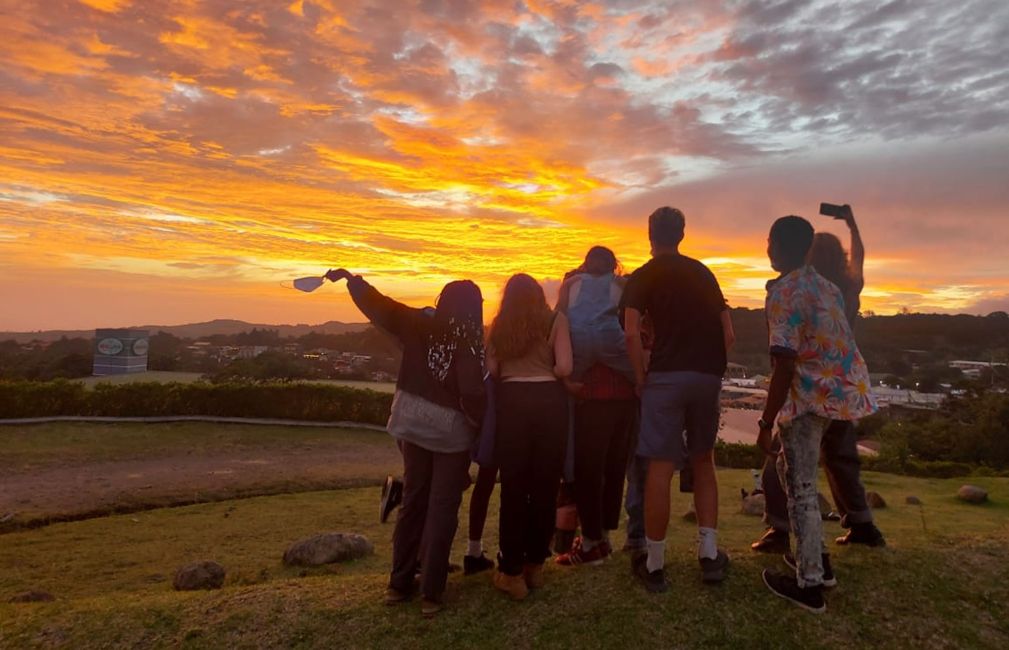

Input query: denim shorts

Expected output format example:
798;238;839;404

637;371;722;468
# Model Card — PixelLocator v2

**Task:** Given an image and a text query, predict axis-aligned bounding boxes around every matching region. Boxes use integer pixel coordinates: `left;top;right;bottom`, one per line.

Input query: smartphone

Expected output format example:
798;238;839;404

819;202;847;219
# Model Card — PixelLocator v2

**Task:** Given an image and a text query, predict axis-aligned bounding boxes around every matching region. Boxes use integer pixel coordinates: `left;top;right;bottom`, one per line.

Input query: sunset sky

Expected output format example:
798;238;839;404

1;0;1007;331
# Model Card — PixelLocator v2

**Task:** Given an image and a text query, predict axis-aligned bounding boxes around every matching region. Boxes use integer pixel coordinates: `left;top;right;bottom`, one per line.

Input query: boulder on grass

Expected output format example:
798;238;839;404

283;533;373;567
173;561;226;591
906;495;922;505
741;493;766;517
957;485;989;504
867;491;887;509
9;590;55;603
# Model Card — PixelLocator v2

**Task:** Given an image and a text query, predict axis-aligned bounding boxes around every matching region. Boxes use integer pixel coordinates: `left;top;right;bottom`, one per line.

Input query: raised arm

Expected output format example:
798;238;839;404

842;205;865;289
326;269;417;341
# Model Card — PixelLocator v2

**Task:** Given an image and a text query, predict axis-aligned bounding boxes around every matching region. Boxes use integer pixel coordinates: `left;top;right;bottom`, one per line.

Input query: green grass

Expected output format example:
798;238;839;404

1;471;1007;649
0;422;392;473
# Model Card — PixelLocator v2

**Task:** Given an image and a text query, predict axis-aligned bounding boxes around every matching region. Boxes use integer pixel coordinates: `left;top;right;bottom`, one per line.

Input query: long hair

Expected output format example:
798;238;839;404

488;274;553;361
578;245;621;276
809;233;853;295
427;280;484;383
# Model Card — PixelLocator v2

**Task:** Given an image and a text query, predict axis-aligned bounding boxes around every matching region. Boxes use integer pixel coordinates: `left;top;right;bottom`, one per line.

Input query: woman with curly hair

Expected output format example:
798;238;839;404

486;273;573;600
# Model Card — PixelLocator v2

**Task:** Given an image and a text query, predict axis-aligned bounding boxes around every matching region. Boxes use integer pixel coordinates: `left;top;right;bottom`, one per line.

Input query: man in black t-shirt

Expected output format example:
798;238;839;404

623;207;736;592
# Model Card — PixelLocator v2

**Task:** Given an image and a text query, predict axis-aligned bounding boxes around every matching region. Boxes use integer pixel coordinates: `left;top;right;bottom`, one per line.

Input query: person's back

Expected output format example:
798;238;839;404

625;253;727;378
766;265;875;423
623;206;734;593
566;271;632;381
568;272;621;328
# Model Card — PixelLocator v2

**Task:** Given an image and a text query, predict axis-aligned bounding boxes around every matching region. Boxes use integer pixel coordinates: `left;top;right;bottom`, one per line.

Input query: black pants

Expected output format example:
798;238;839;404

468;464;498;542
573;398;635;541
390;441;471;601
762;419;873;531
495;381;568;576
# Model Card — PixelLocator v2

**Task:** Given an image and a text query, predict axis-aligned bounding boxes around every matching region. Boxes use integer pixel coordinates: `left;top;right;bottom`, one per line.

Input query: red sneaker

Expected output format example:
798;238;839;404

554;539;610;566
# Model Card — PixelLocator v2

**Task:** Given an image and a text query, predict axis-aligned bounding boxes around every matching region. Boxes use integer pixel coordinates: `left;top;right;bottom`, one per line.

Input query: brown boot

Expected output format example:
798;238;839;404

523;563;545;589
493;569;529;601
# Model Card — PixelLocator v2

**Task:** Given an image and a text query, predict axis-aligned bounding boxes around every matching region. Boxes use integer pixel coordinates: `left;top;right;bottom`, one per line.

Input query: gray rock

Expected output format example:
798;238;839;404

283;533;374;566
817;492;834;514
173;561;226;591
905;495;922;505
867;491;887;509
741;493;766;516
9;590;55;603
957;485;989;504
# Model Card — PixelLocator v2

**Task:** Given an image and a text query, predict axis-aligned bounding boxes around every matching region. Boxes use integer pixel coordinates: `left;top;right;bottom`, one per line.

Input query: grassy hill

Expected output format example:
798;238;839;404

2;470;1007;649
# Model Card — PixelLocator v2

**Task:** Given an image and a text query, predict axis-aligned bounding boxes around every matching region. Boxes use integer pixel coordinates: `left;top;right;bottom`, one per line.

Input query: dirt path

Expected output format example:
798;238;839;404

0;442;402;529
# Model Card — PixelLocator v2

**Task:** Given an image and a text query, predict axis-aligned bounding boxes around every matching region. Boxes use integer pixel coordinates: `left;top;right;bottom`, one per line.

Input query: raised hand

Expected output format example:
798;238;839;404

325;268;353;283
841;204;856;229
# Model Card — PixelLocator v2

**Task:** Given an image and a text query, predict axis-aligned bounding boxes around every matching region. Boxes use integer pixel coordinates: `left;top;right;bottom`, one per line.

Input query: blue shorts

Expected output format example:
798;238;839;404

637;371;722;468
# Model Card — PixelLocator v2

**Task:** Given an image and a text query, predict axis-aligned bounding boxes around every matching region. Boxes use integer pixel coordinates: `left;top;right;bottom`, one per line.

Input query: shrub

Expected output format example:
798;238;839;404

714;441;765;469
0;380;393;426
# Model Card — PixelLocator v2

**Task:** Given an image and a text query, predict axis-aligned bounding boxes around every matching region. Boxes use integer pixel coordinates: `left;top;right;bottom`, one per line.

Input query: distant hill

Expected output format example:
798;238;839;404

0;319;370;343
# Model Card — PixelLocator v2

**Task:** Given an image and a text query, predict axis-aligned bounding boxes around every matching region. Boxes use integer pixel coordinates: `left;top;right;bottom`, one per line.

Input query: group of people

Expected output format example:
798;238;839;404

325;204;880;617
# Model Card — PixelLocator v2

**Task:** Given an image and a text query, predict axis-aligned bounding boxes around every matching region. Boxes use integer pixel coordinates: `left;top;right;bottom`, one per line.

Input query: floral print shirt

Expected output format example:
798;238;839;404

766;266;877;424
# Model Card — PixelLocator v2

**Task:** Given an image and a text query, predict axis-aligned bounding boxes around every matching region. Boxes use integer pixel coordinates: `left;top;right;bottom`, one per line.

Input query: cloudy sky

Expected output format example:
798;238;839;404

1;0;1007;330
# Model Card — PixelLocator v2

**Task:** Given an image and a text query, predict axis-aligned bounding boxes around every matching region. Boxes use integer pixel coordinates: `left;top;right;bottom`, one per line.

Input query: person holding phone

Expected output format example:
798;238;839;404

326;269;486;617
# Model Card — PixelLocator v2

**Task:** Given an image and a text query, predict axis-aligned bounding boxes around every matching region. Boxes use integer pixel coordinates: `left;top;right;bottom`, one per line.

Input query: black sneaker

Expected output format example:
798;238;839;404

835;523;886;547
463;552;494;576
380;475;403;523
699;549;730;584
631;552;668;593
751;527;790;554
783;551;837;588
762;570;826;614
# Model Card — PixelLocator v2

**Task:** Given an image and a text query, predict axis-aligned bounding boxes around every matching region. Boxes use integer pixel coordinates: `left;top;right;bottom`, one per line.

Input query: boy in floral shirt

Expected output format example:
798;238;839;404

756;216;877;613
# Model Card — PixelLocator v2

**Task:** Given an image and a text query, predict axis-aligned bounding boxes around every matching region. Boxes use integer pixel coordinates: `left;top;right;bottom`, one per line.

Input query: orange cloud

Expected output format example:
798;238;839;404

0;0;1006;330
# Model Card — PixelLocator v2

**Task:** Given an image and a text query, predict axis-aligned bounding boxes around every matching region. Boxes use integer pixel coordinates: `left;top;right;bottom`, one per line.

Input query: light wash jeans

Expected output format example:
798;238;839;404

776;414;830;588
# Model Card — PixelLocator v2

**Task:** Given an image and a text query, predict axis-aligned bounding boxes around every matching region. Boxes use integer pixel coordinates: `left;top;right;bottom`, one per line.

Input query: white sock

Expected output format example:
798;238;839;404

698;527;718;560
601;529;611;544
467;539;482;557
645;537;666;573
581;537;599;552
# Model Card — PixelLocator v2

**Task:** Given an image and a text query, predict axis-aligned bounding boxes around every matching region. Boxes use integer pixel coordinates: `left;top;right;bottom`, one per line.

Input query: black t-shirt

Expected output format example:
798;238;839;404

622;254;727;377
